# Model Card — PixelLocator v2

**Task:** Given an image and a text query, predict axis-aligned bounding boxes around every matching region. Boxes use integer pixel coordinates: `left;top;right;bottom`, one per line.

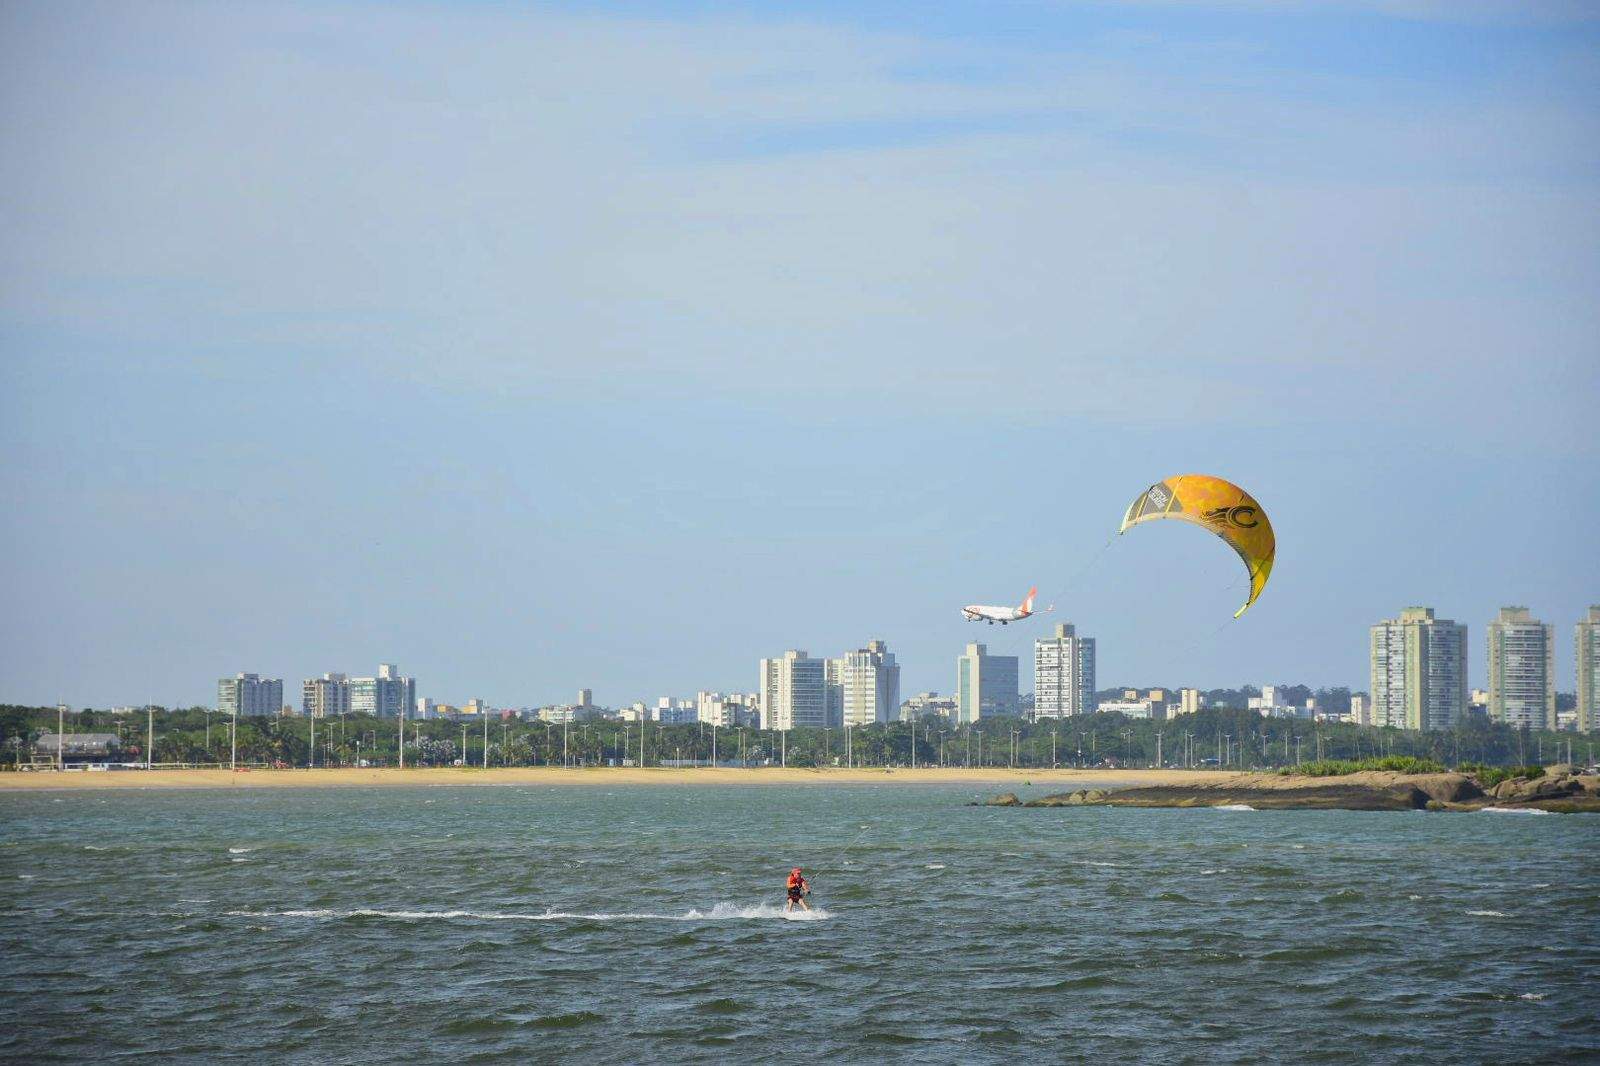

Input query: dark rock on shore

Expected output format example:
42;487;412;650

1025;782;1431;811
980;768;1600;813
974;792;1021;807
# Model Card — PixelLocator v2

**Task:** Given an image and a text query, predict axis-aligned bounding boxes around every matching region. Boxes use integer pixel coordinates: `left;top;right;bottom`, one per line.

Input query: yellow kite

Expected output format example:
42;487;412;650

1119;474;1275;617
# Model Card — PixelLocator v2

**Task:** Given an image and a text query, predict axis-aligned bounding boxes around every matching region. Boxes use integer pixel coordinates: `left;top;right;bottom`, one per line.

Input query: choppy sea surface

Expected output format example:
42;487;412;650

2;783;1598;1064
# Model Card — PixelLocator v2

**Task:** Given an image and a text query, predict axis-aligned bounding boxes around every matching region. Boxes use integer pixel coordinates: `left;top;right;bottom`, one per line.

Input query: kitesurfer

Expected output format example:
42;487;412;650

785;867;811;912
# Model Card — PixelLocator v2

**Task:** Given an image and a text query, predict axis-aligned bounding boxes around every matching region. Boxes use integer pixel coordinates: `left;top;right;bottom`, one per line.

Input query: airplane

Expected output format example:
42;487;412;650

961;586;1049;625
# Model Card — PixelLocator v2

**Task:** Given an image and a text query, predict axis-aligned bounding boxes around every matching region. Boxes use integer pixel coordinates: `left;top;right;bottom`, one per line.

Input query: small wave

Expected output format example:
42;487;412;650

228;847;254;855
225;903;828;923
1519;992;1546;1001
1213;804;1255;811
1530;882;1551;889
1408;894;1423;900
18;874;36;880
83;845;110;851
528;1010;603;1029
924;864;946;870
1077;860;1121;868
1292;844;1306;849
1199;869;1228;875
1480;807;1549;815
1467;910;1511;918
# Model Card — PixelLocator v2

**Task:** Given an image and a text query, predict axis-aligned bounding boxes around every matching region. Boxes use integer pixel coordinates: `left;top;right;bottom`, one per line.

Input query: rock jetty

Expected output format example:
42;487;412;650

986;767;1600;813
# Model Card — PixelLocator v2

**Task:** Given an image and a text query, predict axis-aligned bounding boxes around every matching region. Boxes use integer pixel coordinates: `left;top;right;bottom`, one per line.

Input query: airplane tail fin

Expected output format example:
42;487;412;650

1020;586;1038;614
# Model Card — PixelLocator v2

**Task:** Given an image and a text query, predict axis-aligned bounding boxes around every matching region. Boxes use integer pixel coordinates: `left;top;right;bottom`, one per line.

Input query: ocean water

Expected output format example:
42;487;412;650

2;783;1597;1064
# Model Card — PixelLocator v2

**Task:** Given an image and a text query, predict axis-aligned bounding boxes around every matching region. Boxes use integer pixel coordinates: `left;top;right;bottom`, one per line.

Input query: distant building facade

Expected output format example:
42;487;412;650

833;641;901;727
654;696;698;725
1178;688;1203;717
1034;623;1095;718
697;691;761;729
761;651;828;731
350;664;417;720
1577;606;1600;734
900;692;957;721
1370;607;1467;731
1095;698;1164;721
218;673;283;718
1486;607;1555;730
302;673;351;718
956;643;1019;724
33;733;121;767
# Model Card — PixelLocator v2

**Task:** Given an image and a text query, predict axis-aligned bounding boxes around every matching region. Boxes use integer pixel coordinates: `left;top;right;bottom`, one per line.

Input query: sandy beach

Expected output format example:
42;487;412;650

0;766;1231;791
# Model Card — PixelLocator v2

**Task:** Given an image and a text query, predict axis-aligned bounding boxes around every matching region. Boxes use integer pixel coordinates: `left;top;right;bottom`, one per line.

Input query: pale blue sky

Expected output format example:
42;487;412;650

2;1;1596;709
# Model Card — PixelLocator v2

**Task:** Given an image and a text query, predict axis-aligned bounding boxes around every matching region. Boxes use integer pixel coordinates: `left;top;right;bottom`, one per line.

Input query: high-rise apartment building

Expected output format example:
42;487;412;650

218;673;283;718
301;673;351;718
1370;607;1467;731
1577;606;1600;734
759;651;828;731
1034;623;1095;718
956;643;1019;724
833;640;901;726
350;663;417;720
1178;688;1202;717
1487;607;1555;730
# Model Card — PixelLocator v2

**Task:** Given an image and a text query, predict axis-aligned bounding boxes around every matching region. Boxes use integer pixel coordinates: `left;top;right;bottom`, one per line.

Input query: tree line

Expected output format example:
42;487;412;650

1;703;1591;771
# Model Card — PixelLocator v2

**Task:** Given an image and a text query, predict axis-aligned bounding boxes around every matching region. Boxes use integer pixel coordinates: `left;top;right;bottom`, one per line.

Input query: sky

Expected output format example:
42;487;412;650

1;0;1596;710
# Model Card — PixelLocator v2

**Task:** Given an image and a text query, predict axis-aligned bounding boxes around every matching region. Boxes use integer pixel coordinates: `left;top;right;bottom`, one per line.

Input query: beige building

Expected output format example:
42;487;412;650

956;643;1019;724
1034;623;1095;718
1370;607;1467;731
1350;693;1369;726
1487;607;1555;730
301;673;350;718
833;641;900;727
760;650;828;731
1578;606;1600;734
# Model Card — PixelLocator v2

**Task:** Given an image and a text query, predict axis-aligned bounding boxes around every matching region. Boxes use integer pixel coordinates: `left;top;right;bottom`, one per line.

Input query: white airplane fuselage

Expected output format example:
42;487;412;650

961;587;1039;625
961;604;1029;625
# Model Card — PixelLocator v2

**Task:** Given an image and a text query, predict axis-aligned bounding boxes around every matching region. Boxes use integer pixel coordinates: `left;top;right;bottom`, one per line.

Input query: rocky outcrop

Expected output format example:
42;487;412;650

981;768;1599;813
1409;773;1484;805
979;792;1021;806
1482;767;1600;810
1025;781;1432;811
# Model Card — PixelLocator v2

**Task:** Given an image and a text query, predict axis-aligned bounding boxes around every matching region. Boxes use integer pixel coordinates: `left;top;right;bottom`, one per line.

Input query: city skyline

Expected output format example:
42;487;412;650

2;2;1596;709
35;601;1600;719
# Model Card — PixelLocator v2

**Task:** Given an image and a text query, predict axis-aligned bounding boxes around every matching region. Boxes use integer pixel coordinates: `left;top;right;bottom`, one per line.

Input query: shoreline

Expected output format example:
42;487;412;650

0;766;1229;792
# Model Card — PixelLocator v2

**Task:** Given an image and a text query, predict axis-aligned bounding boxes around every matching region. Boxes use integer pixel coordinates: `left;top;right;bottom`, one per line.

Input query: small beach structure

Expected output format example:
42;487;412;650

31;733;122;769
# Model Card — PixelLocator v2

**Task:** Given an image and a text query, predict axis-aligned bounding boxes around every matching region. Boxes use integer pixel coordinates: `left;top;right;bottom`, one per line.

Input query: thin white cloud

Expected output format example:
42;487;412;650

1;1;1595;447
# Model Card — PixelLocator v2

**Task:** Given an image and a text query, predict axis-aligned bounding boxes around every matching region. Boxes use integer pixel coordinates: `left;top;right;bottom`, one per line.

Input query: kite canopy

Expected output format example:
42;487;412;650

1119;474;1275;618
